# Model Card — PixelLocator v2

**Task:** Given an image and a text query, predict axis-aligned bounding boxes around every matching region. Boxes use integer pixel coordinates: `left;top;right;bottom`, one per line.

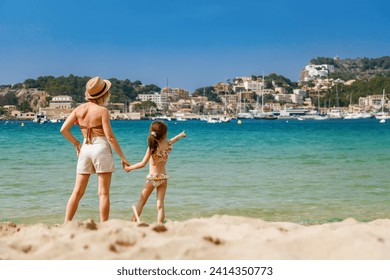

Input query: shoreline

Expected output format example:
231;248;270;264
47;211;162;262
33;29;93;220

1;215;389;260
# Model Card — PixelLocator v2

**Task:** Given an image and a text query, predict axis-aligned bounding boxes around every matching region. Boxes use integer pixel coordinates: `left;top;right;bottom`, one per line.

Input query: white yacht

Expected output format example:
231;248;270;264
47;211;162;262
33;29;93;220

237;112;253;119
33;112;48;124
152;115;171;121
327;109;344;119
375;89;389;122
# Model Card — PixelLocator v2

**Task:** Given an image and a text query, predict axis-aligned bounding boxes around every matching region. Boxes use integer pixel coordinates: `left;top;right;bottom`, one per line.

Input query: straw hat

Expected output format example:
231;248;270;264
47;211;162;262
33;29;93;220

85;76;112;99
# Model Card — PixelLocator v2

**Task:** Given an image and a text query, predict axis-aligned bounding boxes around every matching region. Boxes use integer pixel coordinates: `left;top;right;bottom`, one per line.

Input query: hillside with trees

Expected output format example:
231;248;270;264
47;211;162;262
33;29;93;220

303;57;390;108
335;76;390;107
310;56;390;80
0;75;161;110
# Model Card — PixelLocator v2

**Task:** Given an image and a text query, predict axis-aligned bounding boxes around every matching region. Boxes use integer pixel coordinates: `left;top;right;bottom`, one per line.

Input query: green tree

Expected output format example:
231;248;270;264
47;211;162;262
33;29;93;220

310;57;336;65
19;101;32;112
192;86;221;102
0;92;18;106
261;73;297;93
134;100;157;115
136;84;161;95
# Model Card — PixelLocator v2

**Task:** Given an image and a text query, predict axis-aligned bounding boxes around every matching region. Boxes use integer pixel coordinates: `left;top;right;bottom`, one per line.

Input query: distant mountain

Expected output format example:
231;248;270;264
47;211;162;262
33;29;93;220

309;56;390;80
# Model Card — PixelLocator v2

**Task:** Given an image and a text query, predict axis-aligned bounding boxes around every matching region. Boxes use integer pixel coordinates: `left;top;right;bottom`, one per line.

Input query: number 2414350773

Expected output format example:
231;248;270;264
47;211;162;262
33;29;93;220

209;266;273;276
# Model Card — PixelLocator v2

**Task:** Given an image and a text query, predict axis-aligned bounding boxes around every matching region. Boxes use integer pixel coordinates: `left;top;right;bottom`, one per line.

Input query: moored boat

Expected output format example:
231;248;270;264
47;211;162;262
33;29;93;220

33;112;48;124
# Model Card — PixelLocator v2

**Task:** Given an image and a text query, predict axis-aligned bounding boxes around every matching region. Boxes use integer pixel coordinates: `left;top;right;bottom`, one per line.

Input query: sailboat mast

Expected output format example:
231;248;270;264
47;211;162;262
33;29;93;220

317;90;320;114
350;92;352;106
382;89;385;114
261;75;264;114
239;90;242;114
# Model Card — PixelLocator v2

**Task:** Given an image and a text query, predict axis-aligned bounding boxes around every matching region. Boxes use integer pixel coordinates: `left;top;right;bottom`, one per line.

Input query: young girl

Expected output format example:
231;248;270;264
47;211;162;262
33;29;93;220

124;121;186;223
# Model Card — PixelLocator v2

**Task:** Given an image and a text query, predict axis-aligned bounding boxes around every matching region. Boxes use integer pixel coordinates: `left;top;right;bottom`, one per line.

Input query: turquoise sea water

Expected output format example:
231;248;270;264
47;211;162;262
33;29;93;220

1;118;389;225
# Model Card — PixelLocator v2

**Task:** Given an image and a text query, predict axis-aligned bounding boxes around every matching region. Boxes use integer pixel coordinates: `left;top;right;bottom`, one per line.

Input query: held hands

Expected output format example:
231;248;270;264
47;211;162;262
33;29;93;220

123;164;132;173
121;158;130;169
121;158;132;173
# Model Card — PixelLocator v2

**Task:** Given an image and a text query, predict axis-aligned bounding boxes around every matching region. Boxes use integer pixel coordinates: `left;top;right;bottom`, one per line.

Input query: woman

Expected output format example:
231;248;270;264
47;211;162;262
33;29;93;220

60;76;130;222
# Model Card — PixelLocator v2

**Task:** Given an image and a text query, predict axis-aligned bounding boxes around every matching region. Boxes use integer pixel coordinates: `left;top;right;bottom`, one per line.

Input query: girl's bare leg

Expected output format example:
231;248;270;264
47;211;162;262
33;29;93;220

156;182;167;223
65;174;90;222
97;172;112;222
132;182;154;222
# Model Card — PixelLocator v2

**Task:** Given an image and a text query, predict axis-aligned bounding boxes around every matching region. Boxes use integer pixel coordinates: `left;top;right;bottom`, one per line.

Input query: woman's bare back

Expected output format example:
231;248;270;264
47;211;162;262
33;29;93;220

75;103;106;141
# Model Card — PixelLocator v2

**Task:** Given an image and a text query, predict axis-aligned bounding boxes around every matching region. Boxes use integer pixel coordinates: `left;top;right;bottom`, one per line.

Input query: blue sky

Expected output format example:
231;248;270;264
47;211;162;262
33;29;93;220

1;0;389;92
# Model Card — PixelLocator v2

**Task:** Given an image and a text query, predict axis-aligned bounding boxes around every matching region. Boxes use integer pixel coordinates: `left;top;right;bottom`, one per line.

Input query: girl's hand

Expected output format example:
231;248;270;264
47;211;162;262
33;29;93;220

124;165;132;173
180;131;186;138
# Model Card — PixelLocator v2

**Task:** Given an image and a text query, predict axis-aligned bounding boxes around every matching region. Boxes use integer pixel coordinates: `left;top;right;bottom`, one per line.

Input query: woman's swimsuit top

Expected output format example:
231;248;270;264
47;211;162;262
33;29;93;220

79;124;103;144
152;140;172;164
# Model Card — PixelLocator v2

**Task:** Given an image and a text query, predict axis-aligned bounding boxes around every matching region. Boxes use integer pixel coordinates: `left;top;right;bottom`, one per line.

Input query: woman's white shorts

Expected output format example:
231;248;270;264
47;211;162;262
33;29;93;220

76;137;115;174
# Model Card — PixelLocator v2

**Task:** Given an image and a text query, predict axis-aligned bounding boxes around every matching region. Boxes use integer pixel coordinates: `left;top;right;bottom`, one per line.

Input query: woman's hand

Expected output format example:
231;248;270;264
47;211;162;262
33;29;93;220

121;158;130;169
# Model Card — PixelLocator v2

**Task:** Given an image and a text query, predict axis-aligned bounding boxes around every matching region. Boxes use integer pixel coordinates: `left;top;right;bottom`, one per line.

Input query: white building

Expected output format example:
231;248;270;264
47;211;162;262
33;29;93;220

233;77;264;94
49;95;74;109
302;64;335;82
243;80;264;93
138;92;169;110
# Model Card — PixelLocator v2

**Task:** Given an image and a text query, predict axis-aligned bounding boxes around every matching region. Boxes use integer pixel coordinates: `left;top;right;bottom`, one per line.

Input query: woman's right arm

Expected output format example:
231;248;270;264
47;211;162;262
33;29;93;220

60;110;81;155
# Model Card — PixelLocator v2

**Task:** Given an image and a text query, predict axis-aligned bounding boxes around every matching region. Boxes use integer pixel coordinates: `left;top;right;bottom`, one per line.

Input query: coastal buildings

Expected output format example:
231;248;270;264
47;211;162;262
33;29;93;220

1;57;389;120
2;77;387;121
39;95;75;120
359;95;385;110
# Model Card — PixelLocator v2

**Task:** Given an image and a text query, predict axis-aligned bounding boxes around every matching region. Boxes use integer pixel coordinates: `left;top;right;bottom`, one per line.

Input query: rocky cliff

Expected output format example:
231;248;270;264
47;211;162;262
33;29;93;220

0;88;49;112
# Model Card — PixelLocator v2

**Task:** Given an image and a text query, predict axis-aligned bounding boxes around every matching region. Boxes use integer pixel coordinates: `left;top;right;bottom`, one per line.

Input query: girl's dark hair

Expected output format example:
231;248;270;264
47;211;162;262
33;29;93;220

148;121;168;154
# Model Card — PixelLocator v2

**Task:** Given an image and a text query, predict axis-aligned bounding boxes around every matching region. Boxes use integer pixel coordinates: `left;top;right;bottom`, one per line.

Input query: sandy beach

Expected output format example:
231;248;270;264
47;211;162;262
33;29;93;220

0;215;389;260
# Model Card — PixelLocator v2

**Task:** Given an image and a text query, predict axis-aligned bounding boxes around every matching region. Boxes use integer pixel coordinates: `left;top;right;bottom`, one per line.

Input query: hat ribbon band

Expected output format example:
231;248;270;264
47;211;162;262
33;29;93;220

90;83;107;96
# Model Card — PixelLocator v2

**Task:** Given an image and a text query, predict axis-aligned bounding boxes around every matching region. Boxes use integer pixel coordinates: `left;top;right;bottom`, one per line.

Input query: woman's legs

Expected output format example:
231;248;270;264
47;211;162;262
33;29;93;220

97;172;112;222
132;182;154;222
156;182;167;223
65;174;90;222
